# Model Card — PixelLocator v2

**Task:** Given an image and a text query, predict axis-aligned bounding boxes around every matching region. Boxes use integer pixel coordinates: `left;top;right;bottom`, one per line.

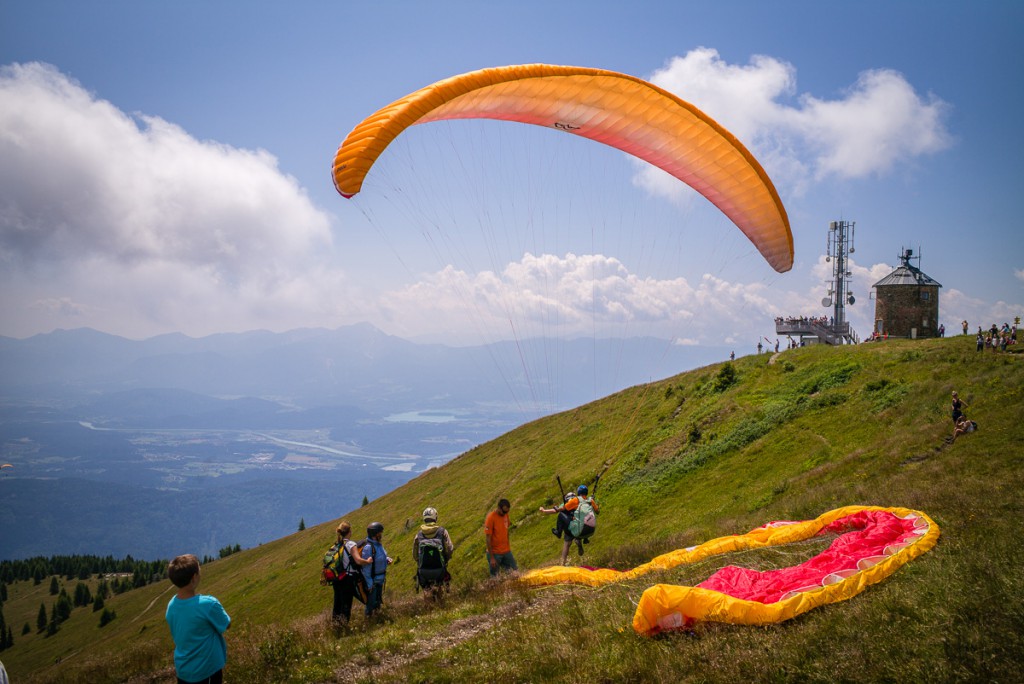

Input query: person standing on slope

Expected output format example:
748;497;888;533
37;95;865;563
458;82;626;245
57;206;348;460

950;391;968;425
484;499;517;576
165;554;231;684
360;522;393;620
328;520;371;625
413;506;454;593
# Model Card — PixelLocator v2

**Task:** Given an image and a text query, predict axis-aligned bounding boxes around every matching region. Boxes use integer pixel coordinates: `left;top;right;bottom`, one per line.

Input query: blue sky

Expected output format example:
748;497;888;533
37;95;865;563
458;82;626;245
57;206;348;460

2;1;1022;351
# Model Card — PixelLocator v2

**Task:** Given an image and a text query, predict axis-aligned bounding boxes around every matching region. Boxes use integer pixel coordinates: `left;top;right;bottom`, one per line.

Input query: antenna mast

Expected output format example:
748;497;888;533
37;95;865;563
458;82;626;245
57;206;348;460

823;220;856;342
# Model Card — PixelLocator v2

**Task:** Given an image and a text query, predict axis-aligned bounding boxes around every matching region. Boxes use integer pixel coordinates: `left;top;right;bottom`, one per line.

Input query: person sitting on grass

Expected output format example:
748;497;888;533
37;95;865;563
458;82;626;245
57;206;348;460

949;415;977;443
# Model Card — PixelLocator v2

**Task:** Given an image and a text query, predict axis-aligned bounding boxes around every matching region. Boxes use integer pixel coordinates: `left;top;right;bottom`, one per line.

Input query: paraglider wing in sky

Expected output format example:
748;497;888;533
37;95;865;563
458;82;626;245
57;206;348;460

332;64;794;273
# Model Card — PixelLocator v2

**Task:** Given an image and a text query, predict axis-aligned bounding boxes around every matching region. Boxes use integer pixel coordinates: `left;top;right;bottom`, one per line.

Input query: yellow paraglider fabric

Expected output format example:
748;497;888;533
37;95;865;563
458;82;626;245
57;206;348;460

332;64;793;273
518;505;939;634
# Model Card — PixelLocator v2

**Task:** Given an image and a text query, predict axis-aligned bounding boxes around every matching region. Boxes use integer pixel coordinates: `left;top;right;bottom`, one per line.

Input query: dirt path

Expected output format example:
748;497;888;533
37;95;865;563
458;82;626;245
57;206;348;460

132;583;174;623
335;591;555;681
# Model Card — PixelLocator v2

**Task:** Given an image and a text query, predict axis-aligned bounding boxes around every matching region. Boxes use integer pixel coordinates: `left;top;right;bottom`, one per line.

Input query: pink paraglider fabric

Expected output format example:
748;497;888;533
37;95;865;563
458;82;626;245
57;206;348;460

697;509;917;603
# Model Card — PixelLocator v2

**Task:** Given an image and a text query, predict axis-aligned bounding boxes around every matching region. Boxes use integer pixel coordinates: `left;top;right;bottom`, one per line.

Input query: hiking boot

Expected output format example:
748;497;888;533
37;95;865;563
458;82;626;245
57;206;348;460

551;528;561;538
583;538;590;544
576;539;584;556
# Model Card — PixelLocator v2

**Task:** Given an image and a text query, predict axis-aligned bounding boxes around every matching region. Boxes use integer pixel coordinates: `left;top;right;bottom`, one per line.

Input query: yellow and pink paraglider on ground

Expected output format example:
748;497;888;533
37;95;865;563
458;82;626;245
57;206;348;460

519;505;939;635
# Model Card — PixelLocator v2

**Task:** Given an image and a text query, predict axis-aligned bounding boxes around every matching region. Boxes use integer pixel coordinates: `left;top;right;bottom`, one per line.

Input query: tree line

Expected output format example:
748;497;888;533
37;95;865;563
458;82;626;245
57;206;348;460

0;554;169;586
0;548;247;646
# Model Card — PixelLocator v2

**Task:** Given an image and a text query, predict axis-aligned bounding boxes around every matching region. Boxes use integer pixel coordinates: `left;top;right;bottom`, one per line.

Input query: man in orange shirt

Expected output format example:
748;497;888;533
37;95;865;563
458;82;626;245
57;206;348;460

484;498;517;576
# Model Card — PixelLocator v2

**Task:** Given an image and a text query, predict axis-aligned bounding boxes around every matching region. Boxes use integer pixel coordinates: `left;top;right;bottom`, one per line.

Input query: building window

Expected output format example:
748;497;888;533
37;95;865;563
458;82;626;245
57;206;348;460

921;291;930;301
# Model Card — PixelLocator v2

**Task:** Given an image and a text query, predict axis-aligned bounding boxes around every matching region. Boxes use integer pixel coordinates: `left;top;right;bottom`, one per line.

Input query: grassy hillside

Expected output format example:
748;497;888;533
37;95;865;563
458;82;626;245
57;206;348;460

4;337;1022;683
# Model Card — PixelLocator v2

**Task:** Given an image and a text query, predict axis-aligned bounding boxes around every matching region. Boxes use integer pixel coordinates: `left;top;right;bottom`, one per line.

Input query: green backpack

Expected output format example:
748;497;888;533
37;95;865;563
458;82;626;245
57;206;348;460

320;541;346;584
569;496;597;539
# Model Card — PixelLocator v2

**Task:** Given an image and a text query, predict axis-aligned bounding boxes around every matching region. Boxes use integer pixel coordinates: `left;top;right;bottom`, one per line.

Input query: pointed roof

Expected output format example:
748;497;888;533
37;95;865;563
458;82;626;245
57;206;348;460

873;249;942;288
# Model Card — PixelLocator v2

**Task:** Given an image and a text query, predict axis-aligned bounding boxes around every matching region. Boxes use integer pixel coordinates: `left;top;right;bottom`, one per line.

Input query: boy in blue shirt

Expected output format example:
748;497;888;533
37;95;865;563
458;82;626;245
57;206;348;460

165;554;231;684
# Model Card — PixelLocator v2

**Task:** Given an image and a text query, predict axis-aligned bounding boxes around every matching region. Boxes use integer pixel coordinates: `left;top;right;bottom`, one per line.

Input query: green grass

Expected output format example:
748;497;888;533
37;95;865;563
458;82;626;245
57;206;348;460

3;337;1023;682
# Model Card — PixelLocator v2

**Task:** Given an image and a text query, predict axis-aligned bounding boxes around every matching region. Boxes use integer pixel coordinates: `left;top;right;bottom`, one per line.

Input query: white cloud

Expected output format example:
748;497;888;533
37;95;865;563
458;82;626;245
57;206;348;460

941;288;1022;332
796;69;951;180
0;62;337;338
373;253;799;346
642;48;951;198
1016;269;1024;283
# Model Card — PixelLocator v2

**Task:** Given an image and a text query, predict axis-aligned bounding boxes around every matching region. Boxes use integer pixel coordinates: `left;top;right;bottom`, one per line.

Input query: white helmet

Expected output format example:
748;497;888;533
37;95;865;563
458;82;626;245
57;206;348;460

422;507;438;523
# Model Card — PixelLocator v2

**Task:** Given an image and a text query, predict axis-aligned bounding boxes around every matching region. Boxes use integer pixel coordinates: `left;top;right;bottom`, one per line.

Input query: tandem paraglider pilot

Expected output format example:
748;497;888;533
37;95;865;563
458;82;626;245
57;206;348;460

540;484;599;565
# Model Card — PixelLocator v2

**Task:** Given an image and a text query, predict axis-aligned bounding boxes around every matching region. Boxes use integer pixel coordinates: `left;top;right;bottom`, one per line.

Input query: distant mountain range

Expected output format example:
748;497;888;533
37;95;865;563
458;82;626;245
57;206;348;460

0;324;728;559
0;323;728;416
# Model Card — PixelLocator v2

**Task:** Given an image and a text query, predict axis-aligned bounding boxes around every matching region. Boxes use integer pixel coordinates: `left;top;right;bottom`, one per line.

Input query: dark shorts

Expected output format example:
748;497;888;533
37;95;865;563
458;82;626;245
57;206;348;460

179;670;223;684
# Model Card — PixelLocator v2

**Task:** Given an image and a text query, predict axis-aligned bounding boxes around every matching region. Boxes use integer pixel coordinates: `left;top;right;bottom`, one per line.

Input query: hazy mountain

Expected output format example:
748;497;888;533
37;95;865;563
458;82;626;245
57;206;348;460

0;323;727;413
0;324;728;559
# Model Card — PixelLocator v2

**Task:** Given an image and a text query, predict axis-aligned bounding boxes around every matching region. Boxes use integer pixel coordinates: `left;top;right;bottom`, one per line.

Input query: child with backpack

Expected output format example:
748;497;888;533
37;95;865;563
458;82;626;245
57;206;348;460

321;521;371;625
539;484;599;565
413;506;454;593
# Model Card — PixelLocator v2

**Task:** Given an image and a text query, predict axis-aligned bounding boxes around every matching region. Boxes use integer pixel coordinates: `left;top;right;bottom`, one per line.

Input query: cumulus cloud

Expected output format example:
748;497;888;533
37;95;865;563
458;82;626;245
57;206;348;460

0;62;337;337
642;48;951;198
941;288;1022;332
373;252;795;346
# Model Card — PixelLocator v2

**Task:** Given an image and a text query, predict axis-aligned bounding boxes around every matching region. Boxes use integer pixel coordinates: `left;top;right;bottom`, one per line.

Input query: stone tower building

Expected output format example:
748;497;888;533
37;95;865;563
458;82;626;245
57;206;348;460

872;248;942;338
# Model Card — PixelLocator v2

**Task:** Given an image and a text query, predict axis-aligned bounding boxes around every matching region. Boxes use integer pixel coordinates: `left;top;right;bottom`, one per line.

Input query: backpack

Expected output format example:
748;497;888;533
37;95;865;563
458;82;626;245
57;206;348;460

416;534;449;590
321;540;371;603
320;541;346;584
568;496;597;539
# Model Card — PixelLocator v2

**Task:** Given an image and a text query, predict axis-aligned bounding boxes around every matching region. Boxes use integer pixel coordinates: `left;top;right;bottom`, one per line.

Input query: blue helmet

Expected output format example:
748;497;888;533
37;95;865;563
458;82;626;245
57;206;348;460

577;484;588;495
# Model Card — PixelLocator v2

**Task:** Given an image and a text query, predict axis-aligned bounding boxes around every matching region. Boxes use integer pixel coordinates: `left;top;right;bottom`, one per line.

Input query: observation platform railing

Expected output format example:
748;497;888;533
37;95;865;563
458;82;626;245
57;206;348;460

775;319;859;345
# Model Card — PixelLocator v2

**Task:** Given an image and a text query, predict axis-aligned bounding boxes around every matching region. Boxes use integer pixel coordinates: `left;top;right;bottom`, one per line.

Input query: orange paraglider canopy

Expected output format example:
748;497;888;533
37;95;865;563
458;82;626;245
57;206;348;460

332;64;793;273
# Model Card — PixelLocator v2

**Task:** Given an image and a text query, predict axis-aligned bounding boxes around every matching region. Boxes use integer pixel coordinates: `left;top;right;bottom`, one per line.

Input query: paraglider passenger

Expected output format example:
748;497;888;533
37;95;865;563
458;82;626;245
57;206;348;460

539;485;600;565
484;499;517;576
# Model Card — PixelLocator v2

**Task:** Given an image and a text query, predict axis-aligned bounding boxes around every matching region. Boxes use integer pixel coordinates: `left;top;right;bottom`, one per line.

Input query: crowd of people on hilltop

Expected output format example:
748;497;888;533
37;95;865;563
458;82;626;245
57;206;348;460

971;321;1018;352
775;315;833;327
